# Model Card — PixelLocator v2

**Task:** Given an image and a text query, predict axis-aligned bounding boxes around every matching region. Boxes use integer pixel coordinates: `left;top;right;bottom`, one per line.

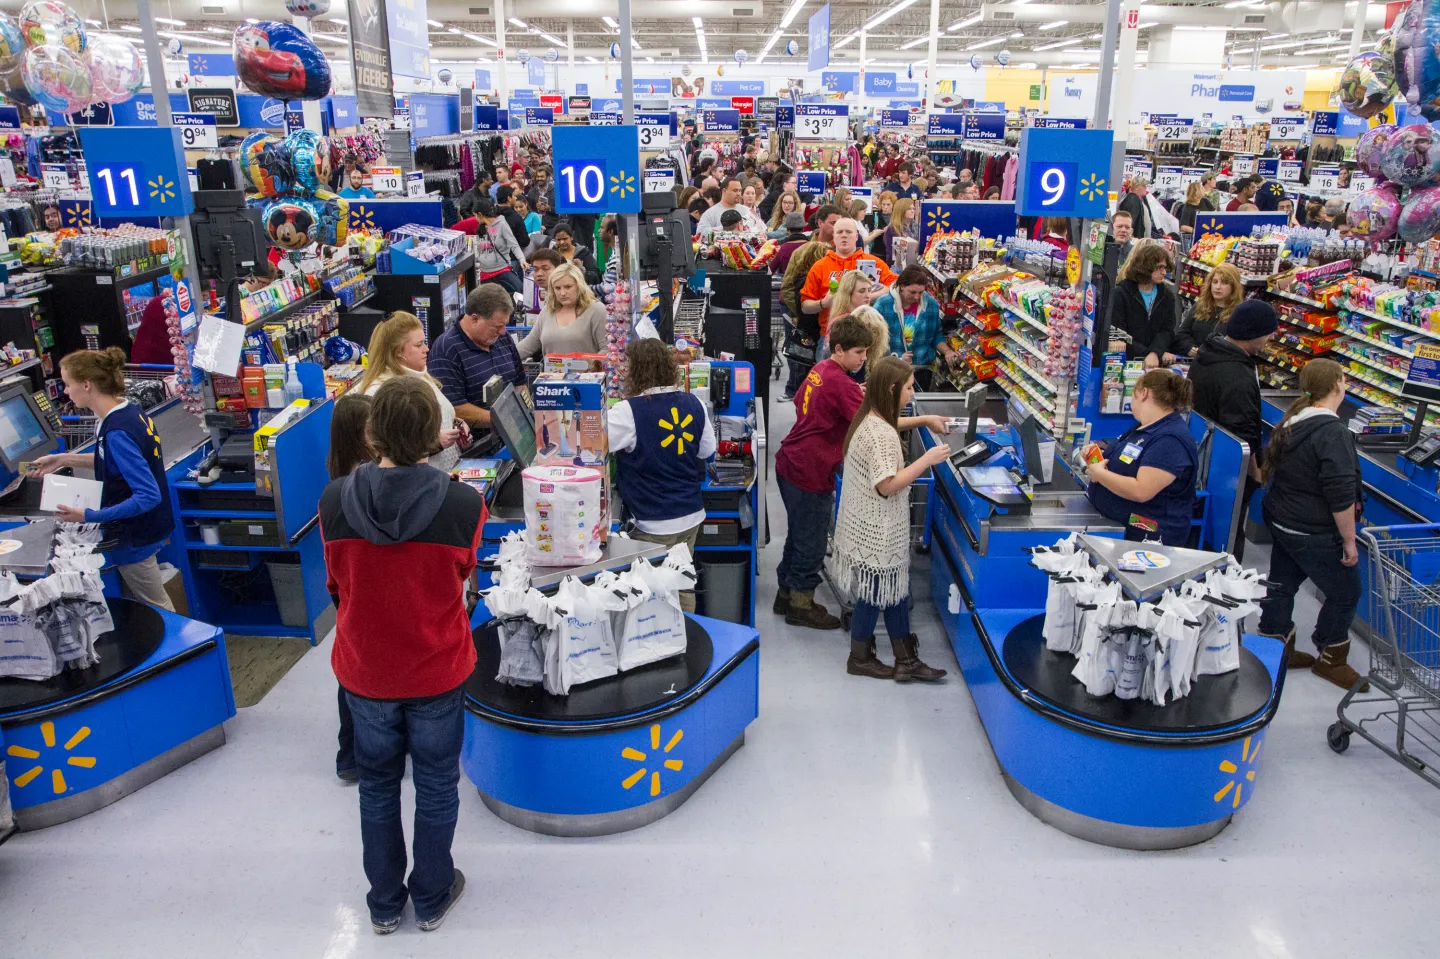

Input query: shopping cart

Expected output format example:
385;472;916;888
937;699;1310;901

1328;524;1440;789
56;363;175;449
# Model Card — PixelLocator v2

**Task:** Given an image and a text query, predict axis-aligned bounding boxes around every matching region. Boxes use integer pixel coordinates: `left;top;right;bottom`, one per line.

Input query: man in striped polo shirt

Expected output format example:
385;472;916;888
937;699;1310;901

427;284;526;439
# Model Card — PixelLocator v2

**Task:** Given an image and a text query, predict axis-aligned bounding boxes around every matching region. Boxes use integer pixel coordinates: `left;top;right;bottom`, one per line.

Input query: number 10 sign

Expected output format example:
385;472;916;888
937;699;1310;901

552;124;642;215
1015;127;1114;220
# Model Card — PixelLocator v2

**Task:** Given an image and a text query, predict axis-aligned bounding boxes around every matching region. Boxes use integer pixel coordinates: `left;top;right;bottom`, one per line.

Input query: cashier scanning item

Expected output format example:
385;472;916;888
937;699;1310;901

1085;369;1199;547
30;348;176;611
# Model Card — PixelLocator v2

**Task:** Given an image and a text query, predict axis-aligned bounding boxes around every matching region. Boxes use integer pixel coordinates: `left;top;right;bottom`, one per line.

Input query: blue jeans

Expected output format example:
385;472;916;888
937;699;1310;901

776;474;833;593
1258;525;1361;649
337;685;355;775
345;686;466;923
851;598;912;641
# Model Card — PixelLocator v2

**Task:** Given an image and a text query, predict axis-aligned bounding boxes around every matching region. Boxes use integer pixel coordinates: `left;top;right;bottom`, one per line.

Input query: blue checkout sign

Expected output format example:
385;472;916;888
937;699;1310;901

77;126;194;219
1015;127;1114;219
551;124;642;216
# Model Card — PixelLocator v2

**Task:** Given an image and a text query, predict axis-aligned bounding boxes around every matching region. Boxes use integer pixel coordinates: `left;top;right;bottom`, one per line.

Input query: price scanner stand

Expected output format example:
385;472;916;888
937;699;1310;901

0;393;235;832
461;374;760;836
917;392;1288;848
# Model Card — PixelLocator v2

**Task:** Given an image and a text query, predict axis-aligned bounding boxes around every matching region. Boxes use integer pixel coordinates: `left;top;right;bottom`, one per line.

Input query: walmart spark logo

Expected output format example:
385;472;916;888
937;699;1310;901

658;406;696;455
926;207;951;232
1198;217;1223;235
7;720;96;795
621;723;683;797
1213;734;1261;809
64;203;92;227
609;169;636;199
148;175;176;204
1079;173;1106;201
191;55;210;73
349;205;377;231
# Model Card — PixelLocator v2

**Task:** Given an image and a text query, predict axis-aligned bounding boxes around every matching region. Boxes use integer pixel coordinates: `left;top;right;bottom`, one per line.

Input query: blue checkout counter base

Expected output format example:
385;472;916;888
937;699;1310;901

0;599;236;831
931;541;1288;851
461;613;758;837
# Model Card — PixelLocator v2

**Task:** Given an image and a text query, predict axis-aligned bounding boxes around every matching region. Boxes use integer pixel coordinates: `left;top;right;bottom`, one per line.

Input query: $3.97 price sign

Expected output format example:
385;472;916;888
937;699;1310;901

796;108;846;140
1156;119;1193;142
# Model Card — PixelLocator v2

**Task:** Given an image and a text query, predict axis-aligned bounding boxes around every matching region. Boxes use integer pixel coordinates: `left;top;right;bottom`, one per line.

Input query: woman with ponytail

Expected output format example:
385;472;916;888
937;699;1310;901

1086;368;1200;546
1255;358;1366;688
29;348;176;610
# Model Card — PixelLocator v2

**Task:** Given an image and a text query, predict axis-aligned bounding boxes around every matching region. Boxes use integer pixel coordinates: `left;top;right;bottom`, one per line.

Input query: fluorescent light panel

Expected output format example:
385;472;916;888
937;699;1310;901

967;36;1006;50
1034;36;1084;50
949;14;983;31
865;0;919;32
426;19;443;27
153;16;184;25
1039;20;1067;30
900;35;929;49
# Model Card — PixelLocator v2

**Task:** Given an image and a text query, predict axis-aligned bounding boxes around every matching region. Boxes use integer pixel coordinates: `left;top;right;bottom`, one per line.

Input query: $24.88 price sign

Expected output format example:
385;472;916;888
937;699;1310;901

1156;119;1193;142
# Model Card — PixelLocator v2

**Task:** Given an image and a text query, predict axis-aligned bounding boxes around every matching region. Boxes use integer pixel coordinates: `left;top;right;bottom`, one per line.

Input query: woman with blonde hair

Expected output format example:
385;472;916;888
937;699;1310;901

850;304;892;382
883;197;919;266
766;190;803;235
1173;262;1243;358
1176;179;1216;236
519;261;607;361
830;271;877;331
360;312;467;472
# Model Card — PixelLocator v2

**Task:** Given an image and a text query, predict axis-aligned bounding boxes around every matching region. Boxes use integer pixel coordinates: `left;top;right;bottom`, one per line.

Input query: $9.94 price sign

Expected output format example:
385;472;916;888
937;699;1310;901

171;112;218;150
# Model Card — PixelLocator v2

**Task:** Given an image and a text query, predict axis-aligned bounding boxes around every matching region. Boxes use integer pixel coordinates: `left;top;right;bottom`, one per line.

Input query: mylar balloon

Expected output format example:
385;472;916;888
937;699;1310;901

610;42;619;58
248;135;294;198
310;189;349;246
1347;183;1403;245
996;49;1012;66
1356;123;1399;179
167;37;183;57
285;128;332;194
84;32;143;103
735;49;749;64
238;130;273;192
1339;51;1399;119
1392;0;1430;115
21;42;90;114
234;21;331;100
1398;185;1440;242
284;0;332;16
544;47;558;63
517;49;529;63
785;39;798;56
969;54;982;71
437;67;452;84
1379;123;1437;186
18;1;85;54
0;13;25;74
264;197;321;251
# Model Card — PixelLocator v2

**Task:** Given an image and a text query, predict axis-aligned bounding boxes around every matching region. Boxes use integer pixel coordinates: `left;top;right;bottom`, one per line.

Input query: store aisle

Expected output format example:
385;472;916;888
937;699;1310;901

3;391;1439;959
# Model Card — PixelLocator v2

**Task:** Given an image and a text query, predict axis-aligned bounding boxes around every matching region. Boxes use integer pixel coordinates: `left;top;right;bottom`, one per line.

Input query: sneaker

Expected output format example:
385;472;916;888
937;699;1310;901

337;767;359;783
416;869;466;932
372;915;402;936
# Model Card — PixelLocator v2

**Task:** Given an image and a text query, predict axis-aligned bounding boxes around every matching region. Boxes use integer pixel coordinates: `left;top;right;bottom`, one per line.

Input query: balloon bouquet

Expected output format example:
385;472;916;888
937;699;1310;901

231;21;347;265
1337;0;1440;244
0;0;144;115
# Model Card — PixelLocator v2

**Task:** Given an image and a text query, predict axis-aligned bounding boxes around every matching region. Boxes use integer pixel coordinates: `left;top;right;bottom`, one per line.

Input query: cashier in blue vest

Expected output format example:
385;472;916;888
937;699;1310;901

607;339;716;613
1085;369;1200;547
30;348;176;611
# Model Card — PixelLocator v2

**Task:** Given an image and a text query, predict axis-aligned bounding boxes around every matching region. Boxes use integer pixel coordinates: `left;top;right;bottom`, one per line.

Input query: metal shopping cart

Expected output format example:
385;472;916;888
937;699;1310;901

1328;525;1440;789
56;364;175;449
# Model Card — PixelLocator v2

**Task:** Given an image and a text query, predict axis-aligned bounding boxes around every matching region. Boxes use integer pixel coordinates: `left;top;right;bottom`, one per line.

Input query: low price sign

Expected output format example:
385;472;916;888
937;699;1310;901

1156;118;1193;142
796;104;847;140
171;112;218;150
370;166;403;194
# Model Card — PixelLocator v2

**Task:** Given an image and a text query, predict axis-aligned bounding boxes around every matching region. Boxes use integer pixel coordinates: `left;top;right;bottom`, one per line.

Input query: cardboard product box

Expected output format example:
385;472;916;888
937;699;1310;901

253;400;309;496
543;353;607;378
531;373;610;536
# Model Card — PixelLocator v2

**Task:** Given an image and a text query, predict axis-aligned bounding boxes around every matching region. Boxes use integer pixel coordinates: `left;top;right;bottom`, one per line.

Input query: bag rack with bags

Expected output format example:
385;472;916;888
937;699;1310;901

1026;536;1272;707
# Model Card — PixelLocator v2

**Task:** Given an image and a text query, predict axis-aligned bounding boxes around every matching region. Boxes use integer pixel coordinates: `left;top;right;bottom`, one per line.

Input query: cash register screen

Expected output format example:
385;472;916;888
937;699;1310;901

0;392;51;464
490;386;536;468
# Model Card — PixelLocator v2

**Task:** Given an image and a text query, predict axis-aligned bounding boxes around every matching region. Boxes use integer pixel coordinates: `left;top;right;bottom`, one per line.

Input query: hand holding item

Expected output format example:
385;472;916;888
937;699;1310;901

53;504;87;523
1144;352;1161;369
28;453;65;476
923;414;951;434
1162;352;1177;365
921;443;954;468
439;427;464;450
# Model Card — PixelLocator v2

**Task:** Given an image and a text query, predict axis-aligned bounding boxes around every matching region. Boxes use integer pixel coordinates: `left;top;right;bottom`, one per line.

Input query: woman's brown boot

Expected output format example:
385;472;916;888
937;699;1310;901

890;634;948;683
1312;640;1369;692
847;638;895;679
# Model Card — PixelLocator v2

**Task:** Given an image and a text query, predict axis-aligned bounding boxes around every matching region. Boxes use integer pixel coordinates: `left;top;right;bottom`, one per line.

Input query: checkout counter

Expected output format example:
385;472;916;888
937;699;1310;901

0;389;235;832
459;364;763;836
914;391;1288;849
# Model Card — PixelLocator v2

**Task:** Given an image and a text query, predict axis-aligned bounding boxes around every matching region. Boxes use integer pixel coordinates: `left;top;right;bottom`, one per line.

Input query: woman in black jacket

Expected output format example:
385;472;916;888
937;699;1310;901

1255;358;1366;690
1176;180;1217;236
1172;263;1242;357
1107;240;1178;368
548;222;602;286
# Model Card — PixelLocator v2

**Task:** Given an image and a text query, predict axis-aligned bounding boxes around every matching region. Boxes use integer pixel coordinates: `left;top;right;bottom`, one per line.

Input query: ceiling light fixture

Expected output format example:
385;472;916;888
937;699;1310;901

865;0;920;32
1010;30;1024;38
835;32;857;48
585;55;599;62
967;36;1007;50
426;19;443;27
602;16;618;29
447;27;461;33
780;0;809;29
1035;36;1084;50
539;32;567;47
464;33;498;46
508;18;527;29
948;13;983;31
900;34;930;49
207;27;228;34
153;16;185;26
1039;20;1067;30
121;25;141;32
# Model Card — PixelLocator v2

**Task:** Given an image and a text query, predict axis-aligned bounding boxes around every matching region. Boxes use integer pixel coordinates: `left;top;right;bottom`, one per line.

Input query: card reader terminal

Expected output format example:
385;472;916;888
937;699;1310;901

960;465;1032;512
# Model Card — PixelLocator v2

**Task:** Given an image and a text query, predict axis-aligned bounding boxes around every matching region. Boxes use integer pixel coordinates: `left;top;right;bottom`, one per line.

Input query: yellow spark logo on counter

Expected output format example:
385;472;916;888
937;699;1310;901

7;721;97;795
1213;734;1261;809
621;724;684;797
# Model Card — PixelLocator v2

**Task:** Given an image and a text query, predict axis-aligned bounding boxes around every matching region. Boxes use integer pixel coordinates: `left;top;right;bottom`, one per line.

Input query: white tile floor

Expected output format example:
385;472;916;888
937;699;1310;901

4;392;1440;958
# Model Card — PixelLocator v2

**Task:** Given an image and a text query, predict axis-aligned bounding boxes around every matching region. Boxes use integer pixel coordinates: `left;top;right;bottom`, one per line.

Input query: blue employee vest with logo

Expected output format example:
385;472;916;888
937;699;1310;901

95;403;174;550
616;391;707;523
1087;410;1198;546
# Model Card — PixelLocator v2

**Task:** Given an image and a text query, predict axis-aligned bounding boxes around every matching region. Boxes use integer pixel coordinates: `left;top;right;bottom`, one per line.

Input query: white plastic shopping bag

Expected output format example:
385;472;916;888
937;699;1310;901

1072;599;1124;696
522;465;605;567
616;557;690;671
549;576;619;691
1195;570;1259;676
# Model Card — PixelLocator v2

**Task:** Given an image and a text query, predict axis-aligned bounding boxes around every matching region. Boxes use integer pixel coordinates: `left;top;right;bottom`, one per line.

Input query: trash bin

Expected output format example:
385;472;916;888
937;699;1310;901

267;560;309;628
696;558;748;624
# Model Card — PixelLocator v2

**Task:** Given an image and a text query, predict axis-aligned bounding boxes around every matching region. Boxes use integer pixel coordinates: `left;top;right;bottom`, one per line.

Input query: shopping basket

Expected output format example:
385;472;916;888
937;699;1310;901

1329;524;1440;789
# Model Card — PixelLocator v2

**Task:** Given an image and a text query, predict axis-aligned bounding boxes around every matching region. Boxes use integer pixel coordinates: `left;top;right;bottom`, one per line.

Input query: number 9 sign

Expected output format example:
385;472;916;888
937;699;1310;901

1026;161;1077;211
1016;127;1113;220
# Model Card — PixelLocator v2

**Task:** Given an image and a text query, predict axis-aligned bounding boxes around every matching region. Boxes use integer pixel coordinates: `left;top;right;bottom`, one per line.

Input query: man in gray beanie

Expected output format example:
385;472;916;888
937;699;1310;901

1190;298;1279;561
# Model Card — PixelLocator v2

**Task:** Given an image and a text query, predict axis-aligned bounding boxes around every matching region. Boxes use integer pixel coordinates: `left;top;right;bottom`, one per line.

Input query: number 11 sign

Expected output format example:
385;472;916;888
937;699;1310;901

77;126;194;219
552;124;642;215
1015;127;1114;220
